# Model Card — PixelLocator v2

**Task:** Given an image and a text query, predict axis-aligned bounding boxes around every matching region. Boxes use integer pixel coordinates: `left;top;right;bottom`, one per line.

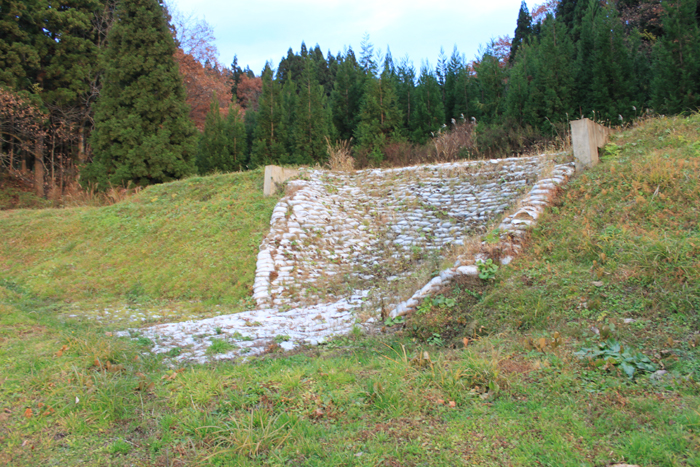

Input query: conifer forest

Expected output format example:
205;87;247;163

1;0;700;192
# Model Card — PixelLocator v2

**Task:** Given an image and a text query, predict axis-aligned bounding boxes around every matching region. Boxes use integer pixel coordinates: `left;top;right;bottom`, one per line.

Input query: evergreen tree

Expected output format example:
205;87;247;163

251;64;286;167
354;67;402;163
589;3;635;122
224;106;248;170
436;47;447;103
1;0;105;169
276;48;295;86
453;66;475;121
444;47;474;123
83;0;196;189
197;98;226;174
292;58;331;164
474;46;507;124
383;47;397;80
556;0;579;33
359;33;377;75
243;106;258;162
311;45;333;96
505;43;537;127
230;55;243;102
574;0;598;116
652;0;700;114
0;0;41;90
330;50;363;140
510;1;533;64
196;100;247;173
569;0;591;47
326;50;339;95
530;16;576;131
629;29;652;111
410;65;445;144
395;57;416;133
279;76;298;163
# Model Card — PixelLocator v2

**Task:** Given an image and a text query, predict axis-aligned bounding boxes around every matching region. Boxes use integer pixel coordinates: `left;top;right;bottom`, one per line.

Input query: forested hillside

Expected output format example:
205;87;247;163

2;0;700;197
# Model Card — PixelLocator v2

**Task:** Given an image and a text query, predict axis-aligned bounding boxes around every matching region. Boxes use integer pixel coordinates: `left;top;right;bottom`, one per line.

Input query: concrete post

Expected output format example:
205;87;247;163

570;118;611;170
263;165;299;196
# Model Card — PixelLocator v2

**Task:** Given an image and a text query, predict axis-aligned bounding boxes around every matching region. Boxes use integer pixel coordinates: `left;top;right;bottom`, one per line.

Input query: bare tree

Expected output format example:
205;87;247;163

164;0;220;66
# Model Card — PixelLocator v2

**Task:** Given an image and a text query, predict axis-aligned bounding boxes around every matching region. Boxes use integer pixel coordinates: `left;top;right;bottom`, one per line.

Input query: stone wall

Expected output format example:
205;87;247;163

123;154;576;363
253;156;563;310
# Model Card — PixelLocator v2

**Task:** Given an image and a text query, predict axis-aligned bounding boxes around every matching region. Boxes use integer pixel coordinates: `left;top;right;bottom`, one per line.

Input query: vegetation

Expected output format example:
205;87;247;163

197;100;248;174
4;0;700;197
81;0;197;190
1;115;699;465
0;169;278;319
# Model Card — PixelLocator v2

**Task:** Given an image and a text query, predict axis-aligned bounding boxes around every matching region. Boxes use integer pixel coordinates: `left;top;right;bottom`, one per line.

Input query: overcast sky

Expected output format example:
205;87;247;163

170;0;527;74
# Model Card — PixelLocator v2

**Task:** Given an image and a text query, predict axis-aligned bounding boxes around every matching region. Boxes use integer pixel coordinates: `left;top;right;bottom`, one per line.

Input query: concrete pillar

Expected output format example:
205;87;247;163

263;165;299;196
570;118;611;170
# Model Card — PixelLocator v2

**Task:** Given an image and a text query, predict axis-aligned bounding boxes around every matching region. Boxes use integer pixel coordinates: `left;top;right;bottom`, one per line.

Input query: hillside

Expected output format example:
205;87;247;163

0;169;279;323
0;115;699;466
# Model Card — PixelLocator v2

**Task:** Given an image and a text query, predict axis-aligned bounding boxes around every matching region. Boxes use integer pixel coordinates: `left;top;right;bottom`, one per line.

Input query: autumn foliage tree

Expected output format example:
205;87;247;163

0;87;47;178
236;74;263;110
167;2;234;129
175;49;232;130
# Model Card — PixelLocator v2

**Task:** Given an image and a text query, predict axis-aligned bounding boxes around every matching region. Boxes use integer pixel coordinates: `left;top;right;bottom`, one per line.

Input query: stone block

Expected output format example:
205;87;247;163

570;118;611;170
263;166;299;196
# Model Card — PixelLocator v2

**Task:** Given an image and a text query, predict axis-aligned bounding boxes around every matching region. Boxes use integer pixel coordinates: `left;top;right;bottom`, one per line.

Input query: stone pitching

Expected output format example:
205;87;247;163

121;155;575;363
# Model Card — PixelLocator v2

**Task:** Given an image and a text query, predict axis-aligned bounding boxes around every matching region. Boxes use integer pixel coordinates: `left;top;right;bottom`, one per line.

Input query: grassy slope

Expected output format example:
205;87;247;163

474;115;699;346
1;169;279;321
0;116;699;466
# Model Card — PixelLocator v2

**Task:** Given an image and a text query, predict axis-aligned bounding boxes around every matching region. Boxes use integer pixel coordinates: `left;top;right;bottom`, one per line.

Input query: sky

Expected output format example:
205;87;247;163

170;0;528;75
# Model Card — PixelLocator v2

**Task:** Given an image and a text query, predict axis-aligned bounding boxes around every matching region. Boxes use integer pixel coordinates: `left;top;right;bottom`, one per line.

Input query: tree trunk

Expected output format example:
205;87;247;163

78;125;86;163
34;137;45;197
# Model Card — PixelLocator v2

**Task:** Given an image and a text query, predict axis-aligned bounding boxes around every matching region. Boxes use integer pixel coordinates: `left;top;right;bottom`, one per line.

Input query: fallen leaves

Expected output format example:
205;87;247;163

135;372;156;392
523;332;563;353
55;345;69;357
91;358;124;373
435;399;457;408
135;380;155;392
161;368;185;381
20;404;54;419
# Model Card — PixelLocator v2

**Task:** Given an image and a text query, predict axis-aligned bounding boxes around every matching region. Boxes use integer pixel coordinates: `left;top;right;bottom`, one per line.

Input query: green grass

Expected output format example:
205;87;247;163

470;114;700;343
1;116;700;465
0;168;279;322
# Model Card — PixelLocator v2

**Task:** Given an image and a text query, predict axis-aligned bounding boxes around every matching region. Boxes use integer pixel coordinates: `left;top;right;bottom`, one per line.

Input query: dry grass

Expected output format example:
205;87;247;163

61;181;143;207
325;138;355;172
432;121;478;161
